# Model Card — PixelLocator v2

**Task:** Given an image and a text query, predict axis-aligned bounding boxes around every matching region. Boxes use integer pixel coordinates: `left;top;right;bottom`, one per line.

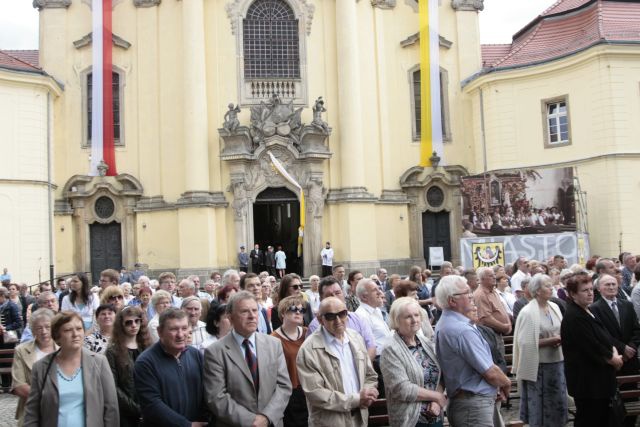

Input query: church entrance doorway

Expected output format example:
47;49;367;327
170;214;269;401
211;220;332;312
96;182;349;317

422;211;451;268
253;187;301;275
89;222;122;284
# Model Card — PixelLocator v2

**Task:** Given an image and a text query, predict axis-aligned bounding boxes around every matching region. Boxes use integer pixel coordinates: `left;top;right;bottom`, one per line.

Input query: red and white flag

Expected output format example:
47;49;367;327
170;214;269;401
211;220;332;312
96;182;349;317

90;0;117;176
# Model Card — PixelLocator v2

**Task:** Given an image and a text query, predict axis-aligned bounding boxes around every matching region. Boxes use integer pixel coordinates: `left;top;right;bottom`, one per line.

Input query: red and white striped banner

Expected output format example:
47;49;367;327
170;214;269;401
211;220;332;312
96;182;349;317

90;0;117;176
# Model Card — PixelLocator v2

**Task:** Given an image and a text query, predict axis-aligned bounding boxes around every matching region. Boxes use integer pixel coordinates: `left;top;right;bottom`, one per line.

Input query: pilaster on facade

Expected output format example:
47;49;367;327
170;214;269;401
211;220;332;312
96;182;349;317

451;0;484;12
33;0;71;10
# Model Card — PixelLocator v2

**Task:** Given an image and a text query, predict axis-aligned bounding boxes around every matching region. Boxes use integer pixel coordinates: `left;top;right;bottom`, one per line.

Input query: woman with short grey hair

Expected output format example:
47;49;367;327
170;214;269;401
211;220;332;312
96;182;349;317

147;290;172;343
181;296;211;351
381;297;446;427
12;309;57;426
513;273;567;427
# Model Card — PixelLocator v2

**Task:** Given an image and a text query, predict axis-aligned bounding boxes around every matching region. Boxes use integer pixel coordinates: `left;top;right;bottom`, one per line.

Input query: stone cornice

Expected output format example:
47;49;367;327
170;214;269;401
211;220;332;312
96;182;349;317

371;0;396;9
451;0;484;12
134;0;160;7
73;32;132;50
400;32;453;50
33;0;71;10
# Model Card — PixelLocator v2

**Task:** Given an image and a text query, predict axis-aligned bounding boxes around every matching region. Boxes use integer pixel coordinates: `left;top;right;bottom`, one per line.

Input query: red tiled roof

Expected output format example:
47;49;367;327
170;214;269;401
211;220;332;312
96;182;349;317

481;44;511;67
480;0;640;69
542;0;593;16
0;49;41;73
4;50;40;68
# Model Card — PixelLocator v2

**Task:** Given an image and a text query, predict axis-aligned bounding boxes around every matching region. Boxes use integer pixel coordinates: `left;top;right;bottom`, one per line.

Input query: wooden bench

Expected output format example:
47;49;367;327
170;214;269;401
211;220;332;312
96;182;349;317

368;398;389;426
0;347;15;393
617;374;640;417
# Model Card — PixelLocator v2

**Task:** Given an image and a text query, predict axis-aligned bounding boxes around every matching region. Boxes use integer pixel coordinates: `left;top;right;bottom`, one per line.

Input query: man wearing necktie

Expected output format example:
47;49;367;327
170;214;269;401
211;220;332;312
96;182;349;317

590;274;640;427
204;291;292;427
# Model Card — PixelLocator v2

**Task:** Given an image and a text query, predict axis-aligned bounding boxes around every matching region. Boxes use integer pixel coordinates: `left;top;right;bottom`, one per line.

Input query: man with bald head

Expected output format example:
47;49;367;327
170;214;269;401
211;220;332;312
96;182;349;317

297;297;378;426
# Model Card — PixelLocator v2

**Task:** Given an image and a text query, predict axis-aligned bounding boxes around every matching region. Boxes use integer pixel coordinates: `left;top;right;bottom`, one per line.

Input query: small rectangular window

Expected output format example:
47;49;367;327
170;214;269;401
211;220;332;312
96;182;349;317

542;97;571;148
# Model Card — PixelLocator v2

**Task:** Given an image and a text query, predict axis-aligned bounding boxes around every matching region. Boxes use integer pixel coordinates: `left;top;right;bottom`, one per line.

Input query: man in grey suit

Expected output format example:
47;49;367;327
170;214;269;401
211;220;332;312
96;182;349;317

204;291;292;427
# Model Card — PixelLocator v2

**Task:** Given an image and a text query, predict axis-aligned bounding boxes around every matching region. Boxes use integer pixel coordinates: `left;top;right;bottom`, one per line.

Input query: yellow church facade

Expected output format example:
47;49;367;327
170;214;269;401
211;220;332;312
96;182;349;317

28;0;639;282
34;0;488;281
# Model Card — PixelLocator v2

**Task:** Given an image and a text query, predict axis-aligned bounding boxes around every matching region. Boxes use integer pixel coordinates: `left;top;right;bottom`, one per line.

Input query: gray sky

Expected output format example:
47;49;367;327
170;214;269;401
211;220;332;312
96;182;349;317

0;0;559;49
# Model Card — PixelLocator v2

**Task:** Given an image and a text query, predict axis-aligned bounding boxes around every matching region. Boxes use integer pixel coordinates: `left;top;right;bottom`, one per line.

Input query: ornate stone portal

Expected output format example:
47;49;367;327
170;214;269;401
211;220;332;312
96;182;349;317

400;164;468;265
219;96;332;276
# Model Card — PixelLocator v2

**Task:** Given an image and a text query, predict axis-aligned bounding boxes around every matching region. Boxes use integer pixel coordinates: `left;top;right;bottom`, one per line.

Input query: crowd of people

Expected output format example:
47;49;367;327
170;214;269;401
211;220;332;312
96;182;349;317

0;251;639;426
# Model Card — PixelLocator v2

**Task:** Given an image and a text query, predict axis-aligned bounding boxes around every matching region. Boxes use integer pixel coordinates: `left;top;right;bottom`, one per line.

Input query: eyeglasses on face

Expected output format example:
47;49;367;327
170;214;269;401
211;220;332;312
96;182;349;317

288;306;306;314
124;318;142;327
109;295;124;301
322;310;348;321
451;290;473;298
290;284;303;290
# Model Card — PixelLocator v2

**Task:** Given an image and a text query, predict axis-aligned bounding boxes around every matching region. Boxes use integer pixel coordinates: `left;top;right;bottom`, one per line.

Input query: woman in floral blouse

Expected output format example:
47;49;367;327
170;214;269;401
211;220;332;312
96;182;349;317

83;304;116;354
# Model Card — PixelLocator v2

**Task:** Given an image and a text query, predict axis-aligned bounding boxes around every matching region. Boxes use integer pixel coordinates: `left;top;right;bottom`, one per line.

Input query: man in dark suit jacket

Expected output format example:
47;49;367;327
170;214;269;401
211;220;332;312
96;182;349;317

204;291;291;427
590;274;640;426
249;244;264;273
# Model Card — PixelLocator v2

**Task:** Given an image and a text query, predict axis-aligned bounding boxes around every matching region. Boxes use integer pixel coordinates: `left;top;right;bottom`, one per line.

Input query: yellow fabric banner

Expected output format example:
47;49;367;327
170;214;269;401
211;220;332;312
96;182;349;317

419;0;433;167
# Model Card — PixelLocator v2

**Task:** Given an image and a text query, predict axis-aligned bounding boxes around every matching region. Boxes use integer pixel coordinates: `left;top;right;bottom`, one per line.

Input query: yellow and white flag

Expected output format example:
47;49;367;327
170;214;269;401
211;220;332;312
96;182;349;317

419;0;443;167
267;151;305;256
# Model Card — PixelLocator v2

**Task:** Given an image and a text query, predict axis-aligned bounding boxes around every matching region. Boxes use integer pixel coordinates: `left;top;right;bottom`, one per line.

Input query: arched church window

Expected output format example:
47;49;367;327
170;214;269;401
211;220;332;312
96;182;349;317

243;0;300;79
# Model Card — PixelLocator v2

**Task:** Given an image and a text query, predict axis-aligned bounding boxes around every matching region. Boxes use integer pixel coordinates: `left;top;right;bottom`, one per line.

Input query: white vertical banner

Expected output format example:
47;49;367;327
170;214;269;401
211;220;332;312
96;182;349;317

89;0;104;176
429;0;443;163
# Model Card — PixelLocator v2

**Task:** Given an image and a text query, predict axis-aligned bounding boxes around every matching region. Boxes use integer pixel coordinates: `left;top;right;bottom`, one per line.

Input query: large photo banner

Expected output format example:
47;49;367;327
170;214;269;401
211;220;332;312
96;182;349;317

460;232;590;269
460;167;577;236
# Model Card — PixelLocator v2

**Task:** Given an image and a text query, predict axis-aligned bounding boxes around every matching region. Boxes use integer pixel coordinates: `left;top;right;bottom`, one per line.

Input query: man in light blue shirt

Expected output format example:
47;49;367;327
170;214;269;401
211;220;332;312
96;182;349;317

435;275;511;427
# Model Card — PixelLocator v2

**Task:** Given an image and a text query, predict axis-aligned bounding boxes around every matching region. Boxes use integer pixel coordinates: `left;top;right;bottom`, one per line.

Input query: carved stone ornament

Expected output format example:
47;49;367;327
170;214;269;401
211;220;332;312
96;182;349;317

451;0;484;12
371;0;396;9
133;0;161;7
225;0;315;35
33;0;71;9
219;94;332;157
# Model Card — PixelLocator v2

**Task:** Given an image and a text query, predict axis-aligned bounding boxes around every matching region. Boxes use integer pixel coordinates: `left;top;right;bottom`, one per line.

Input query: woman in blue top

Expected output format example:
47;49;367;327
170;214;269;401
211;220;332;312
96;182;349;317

24;311;119;427
61;273;99;331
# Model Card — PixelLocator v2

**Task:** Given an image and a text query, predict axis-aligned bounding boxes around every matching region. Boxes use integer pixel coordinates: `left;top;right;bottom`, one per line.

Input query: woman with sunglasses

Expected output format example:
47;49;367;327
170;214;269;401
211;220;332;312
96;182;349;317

271;274;314;330
271;295;308;427
105;306;151;427
83;304;116;354
100;286;126;312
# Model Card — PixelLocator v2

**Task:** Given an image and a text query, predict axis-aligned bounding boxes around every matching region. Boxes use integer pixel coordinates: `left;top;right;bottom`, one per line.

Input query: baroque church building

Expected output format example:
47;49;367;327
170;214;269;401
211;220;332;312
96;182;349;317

13;0;637;282
33;0;484;281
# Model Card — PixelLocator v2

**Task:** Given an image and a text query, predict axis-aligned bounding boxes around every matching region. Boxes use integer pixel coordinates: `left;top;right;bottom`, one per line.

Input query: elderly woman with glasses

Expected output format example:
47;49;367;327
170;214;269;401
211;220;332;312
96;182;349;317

381;297;446;427
105;306;151;427
11;309;57;427
513;273;567;427
83;304;116;354
147;290;172;343
561;271;623;427
180;296;212;352
271;295;309;427
271;274;314;330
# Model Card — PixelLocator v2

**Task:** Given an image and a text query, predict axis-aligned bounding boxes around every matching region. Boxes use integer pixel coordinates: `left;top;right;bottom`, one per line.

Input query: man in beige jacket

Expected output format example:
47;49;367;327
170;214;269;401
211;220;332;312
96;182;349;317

296;297;378;426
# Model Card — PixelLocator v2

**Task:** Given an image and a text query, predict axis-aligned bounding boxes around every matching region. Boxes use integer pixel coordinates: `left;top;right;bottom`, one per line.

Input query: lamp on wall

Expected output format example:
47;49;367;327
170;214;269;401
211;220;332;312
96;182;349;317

142;223;147;229
60;225;65;232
